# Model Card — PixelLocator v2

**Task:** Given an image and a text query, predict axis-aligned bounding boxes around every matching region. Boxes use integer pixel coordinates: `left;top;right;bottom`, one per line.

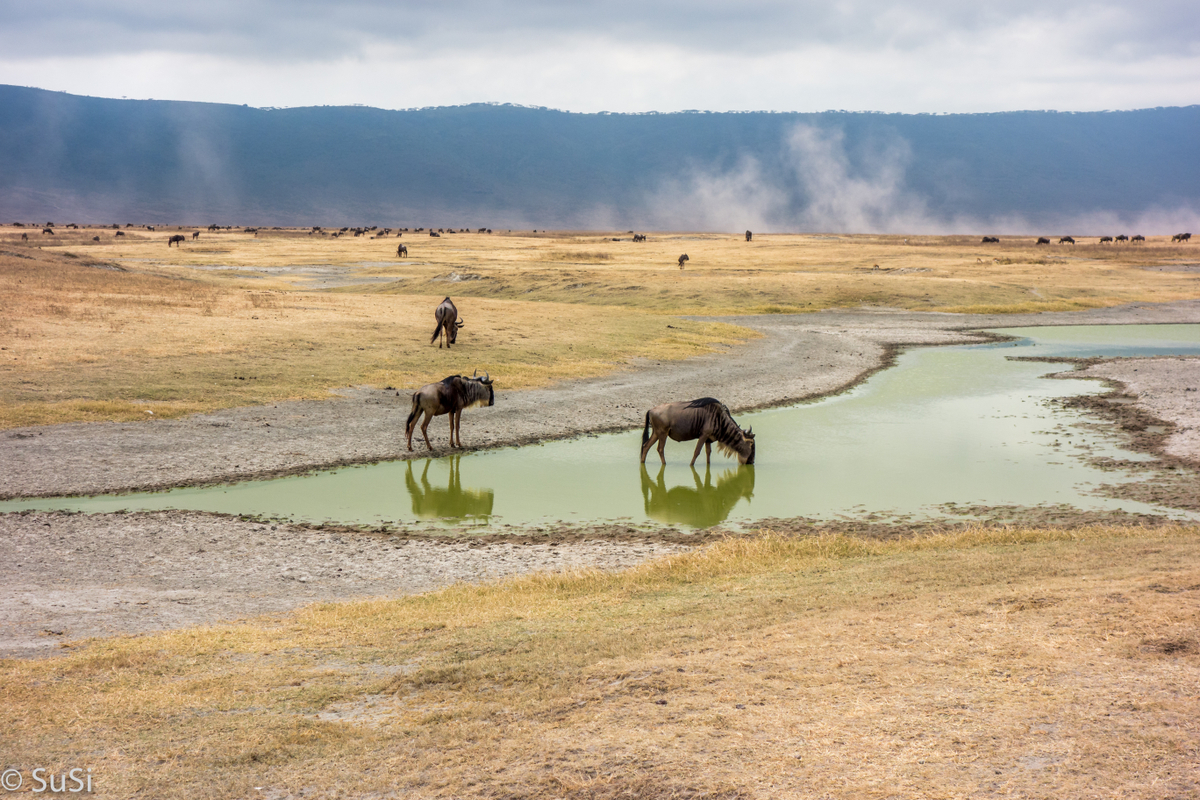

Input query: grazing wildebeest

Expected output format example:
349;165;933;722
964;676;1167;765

981;236;1000;244
192;231;200;240
397;244;408;257
1173;233;1192;243
405;373;495;451
1036;237;1050;245
431;297;465;348
115;231;125;237
92;236;100;242
208;224;220;231
1058;236;1075;244
1099;236;1113;244
1132;235;1145;243
640;398;755;467
745;230;752;242
21;233;27;240
1115;234;1129;243
42;228;53;235
678;253;689;269
632;233;646;242
168;234;186;247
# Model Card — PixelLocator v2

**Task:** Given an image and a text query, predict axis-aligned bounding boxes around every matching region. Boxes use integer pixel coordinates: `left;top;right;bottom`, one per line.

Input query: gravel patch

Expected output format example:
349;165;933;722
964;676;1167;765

0;510;687;659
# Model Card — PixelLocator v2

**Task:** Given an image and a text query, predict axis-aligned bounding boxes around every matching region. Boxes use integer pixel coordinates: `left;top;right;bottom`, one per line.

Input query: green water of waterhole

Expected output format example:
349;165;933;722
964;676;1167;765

5;324;1200;529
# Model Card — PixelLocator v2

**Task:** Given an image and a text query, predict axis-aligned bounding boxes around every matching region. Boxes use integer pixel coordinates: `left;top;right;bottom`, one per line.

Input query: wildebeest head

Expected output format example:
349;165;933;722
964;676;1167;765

723;425;755;465
467;370;495;408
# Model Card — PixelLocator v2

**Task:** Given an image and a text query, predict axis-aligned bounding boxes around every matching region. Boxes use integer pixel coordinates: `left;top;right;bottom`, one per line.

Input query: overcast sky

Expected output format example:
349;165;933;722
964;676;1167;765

1;0;1197;113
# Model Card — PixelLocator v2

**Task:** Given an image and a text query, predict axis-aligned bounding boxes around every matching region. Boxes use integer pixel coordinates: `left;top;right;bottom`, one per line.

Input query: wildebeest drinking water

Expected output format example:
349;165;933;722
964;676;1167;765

405;372;495;451
431;297;464;348
640;398;755;467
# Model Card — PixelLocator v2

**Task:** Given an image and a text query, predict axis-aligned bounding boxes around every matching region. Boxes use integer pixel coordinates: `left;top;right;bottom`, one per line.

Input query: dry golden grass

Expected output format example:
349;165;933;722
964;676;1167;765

4;225;1200;428
2;525;1197;798
10;225;1200;316
0;243;747;428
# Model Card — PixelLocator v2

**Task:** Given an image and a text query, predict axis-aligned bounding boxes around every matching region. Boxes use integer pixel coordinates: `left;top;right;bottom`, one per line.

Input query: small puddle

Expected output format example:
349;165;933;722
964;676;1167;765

5;325;1200;529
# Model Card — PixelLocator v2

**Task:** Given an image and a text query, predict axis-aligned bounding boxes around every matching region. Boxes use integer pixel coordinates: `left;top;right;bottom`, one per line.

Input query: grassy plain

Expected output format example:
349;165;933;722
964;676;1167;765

3;225;1199;428
4;227;1200;796
2;525;1196;797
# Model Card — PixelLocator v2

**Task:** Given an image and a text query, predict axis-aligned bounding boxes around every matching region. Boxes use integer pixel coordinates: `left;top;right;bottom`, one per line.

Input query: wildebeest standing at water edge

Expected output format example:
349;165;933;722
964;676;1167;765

405;373;495;451
431;297;464;348
641;398;755;467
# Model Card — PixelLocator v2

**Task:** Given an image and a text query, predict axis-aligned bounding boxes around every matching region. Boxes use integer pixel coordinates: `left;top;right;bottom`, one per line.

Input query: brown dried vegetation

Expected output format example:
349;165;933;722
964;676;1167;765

2;525;1197;798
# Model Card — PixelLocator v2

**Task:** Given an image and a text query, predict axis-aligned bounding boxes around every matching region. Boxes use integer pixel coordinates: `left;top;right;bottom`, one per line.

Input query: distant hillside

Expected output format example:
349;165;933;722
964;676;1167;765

0;85;1196;233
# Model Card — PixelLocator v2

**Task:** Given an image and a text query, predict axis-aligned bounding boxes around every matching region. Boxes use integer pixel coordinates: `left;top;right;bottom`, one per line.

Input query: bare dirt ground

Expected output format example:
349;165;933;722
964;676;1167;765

3;300;1199;658
0;511;687;659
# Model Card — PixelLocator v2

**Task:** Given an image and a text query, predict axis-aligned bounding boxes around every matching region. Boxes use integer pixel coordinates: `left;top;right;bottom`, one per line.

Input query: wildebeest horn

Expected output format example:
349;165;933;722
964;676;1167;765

481;371;491;384
456;318;465;327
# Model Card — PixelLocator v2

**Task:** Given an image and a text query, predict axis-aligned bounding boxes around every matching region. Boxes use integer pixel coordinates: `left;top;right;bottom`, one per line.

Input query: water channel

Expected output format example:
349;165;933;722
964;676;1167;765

5;325;1200;529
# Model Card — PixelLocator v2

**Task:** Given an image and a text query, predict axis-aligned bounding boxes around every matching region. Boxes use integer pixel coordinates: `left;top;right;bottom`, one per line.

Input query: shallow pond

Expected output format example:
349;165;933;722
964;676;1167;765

5;325;1200;529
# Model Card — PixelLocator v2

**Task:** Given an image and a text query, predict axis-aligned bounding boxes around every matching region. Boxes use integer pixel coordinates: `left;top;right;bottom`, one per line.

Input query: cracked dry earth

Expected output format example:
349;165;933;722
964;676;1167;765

3;302;1200;658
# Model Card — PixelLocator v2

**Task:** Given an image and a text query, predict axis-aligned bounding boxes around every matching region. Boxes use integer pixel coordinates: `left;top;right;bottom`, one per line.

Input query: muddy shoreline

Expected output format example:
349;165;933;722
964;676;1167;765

3;302;1200;658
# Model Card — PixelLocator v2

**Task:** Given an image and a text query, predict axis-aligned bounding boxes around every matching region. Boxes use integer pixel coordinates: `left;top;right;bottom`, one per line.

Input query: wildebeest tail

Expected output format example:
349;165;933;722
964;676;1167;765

405;393;421;432
642;411;651;446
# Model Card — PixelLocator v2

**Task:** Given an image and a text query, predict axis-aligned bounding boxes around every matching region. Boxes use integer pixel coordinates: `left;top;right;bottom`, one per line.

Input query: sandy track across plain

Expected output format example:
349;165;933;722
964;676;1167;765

3;301;1200;658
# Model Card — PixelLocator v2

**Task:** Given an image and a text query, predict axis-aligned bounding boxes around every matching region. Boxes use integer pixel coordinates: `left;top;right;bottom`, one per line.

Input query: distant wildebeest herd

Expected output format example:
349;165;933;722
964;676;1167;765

983;233;1181;246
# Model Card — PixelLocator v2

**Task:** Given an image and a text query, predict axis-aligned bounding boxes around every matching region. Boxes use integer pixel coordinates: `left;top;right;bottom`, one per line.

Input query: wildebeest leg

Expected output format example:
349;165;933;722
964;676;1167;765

640;428;664;463
450;410;461;447
689;436;709;468
656;434;668;465
420;413;434;450
705;441;712;465
648;434;667;465
405;410;421;451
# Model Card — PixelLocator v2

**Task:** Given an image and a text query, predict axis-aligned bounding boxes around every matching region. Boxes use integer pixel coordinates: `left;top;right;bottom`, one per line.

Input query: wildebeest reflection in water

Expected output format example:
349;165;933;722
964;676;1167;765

404;457;494;520
639;464;755;528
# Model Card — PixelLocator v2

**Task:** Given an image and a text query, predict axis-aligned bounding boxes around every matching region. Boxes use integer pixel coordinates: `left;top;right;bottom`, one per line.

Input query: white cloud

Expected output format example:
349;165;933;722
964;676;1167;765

0;0;1196;112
